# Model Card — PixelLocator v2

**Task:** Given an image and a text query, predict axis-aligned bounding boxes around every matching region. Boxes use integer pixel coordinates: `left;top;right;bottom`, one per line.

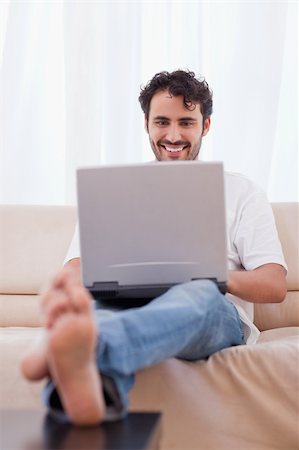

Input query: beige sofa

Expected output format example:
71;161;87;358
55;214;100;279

0;203;298;450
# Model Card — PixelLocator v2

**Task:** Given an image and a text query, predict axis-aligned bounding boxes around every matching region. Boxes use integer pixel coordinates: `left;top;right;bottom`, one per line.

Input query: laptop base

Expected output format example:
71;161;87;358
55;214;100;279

90;279;227;310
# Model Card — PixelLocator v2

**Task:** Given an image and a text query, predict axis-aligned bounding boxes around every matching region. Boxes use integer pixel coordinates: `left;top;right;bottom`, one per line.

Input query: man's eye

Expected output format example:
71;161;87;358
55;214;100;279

180;122;192;127
155;120;168;126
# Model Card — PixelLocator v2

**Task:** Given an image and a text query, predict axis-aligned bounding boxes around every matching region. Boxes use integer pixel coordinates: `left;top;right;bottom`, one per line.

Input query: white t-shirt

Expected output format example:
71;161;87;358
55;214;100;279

224;172;287;344
64;171;287;345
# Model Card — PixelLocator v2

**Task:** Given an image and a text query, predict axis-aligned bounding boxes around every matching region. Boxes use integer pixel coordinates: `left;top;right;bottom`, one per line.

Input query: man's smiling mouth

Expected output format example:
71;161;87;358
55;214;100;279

160;144;189;153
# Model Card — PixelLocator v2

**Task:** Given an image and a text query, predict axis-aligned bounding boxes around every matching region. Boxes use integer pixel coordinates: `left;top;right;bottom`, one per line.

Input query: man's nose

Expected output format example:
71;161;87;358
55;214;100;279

165;124;181;142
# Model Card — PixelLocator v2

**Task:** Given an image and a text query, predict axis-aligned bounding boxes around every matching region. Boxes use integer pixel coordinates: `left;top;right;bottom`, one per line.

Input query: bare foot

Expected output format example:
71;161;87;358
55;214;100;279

21;265;82;381
21;266;106;426
47;280;105;426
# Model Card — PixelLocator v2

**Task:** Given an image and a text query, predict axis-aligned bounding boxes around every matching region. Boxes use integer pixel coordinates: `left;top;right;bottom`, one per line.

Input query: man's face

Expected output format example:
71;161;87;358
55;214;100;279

146;90;210;161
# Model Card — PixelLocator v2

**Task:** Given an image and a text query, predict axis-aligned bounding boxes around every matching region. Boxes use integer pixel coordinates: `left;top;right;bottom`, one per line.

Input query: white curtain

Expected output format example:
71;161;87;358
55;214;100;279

0;1;297;205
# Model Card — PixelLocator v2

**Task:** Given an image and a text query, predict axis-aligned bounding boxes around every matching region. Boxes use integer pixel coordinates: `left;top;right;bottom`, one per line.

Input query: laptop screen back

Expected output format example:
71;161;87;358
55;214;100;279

77;161;227;299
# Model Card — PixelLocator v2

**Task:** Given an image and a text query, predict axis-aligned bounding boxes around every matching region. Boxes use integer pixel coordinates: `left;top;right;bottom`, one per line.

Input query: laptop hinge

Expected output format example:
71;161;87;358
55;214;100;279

89;281;176;299
89;278;227;299
89;282;119;298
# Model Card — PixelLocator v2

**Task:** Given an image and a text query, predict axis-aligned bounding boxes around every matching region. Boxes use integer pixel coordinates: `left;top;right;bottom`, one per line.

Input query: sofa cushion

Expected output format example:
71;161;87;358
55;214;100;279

0;205;76;295
0;295;42;327
271;202;299;291
0;327;46;410
1;326;297;449
254;290;299;331
130;327;299;450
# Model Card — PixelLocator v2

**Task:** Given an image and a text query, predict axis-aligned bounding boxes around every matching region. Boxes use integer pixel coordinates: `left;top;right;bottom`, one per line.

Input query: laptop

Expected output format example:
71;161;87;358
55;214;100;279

76;161;227;307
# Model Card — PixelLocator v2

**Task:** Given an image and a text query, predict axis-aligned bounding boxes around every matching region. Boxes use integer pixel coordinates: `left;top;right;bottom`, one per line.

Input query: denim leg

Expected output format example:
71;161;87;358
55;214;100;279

96;280;244;417
42;280;244;421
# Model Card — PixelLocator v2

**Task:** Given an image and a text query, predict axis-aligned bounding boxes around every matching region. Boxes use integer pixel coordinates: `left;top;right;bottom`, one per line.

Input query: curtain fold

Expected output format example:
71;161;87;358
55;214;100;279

1;1;66;204
0;1;297;204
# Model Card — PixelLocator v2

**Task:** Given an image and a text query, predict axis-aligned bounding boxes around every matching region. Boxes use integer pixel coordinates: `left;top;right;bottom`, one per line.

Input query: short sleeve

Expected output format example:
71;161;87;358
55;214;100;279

233;191;287;272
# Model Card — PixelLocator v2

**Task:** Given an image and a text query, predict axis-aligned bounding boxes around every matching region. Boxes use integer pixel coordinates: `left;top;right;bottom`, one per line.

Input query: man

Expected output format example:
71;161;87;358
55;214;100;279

21;70;287;426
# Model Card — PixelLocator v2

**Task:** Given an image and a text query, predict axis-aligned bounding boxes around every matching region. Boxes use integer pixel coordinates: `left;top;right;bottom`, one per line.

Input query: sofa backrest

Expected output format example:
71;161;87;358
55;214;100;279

0;205;77;294
0;202;298;306
271;202;299;291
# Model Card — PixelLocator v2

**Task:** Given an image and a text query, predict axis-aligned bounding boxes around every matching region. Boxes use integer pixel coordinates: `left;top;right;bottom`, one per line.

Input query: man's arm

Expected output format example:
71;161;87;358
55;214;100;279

227;263;287;304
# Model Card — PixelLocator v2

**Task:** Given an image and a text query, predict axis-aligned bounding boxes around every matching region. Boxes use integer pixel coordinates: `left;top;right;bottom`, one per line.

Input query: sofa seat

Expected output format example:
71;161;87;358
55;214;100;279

1;324;297;449
131;326;299;450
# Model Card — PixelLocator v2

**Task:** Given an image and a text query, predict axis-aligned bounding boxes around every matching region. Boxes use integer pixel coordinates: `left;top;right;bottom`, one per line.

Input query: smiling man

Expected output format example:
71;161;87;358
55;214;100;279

140;71;211;161
21;70;287;426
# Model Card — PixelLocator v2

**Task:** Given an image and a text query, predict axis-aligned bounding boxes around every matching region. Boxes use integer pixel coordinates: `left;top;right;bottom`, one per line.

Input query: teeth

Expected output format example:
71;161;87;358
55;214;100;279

164;146;184;153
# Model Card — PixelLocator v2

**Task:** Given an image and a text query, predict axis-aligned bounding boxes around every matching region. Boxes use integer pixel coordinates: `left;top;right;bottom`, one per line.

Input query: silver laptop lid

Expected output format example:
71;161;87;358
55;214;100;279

77;161;227;298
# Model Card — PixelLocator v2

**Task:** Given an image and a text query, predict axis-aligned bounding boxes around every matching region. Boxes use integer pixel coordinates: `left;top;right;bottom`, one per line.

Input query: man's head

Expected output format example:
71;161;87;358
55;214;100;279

139;70;213;161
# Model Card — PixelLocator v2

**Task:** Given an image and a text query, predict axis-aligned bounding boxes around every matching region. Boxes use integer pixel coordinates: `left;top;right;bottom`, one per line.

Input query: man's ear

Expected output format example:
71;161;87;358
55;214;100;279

144;116;149;133
202;117;211;136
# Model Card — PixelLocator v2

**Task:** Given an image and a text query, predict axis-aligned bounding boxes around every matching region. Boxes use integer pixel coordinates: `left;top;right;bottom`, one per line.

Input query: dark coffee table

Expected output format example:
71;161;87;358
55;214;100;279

0;410;162;450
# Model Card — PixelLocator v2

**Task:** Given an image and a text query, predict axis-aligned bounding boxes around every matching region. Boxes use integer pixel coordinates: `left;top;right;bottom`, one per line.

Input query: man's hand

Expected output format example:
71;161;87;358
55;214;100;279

227;263;287;303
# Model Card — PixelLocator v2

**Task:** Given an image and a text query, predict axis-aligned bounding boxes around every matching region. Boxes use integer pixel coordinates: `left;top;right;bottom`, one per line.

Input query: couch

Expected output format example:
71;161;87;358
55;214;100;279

0;203;298;450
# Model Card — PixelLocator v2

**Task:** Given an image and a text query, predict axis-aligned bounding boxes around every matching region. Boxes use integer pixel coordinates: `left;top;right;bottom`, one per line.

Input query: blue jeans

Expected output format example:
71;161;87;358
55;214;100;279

43;280;245;421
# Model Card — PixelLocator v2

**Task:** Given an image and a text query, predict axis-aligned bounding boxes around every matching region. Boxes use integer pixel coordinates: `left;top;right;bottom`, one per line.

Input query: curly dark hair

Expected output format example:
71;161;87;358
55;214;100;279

138;69;213;122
